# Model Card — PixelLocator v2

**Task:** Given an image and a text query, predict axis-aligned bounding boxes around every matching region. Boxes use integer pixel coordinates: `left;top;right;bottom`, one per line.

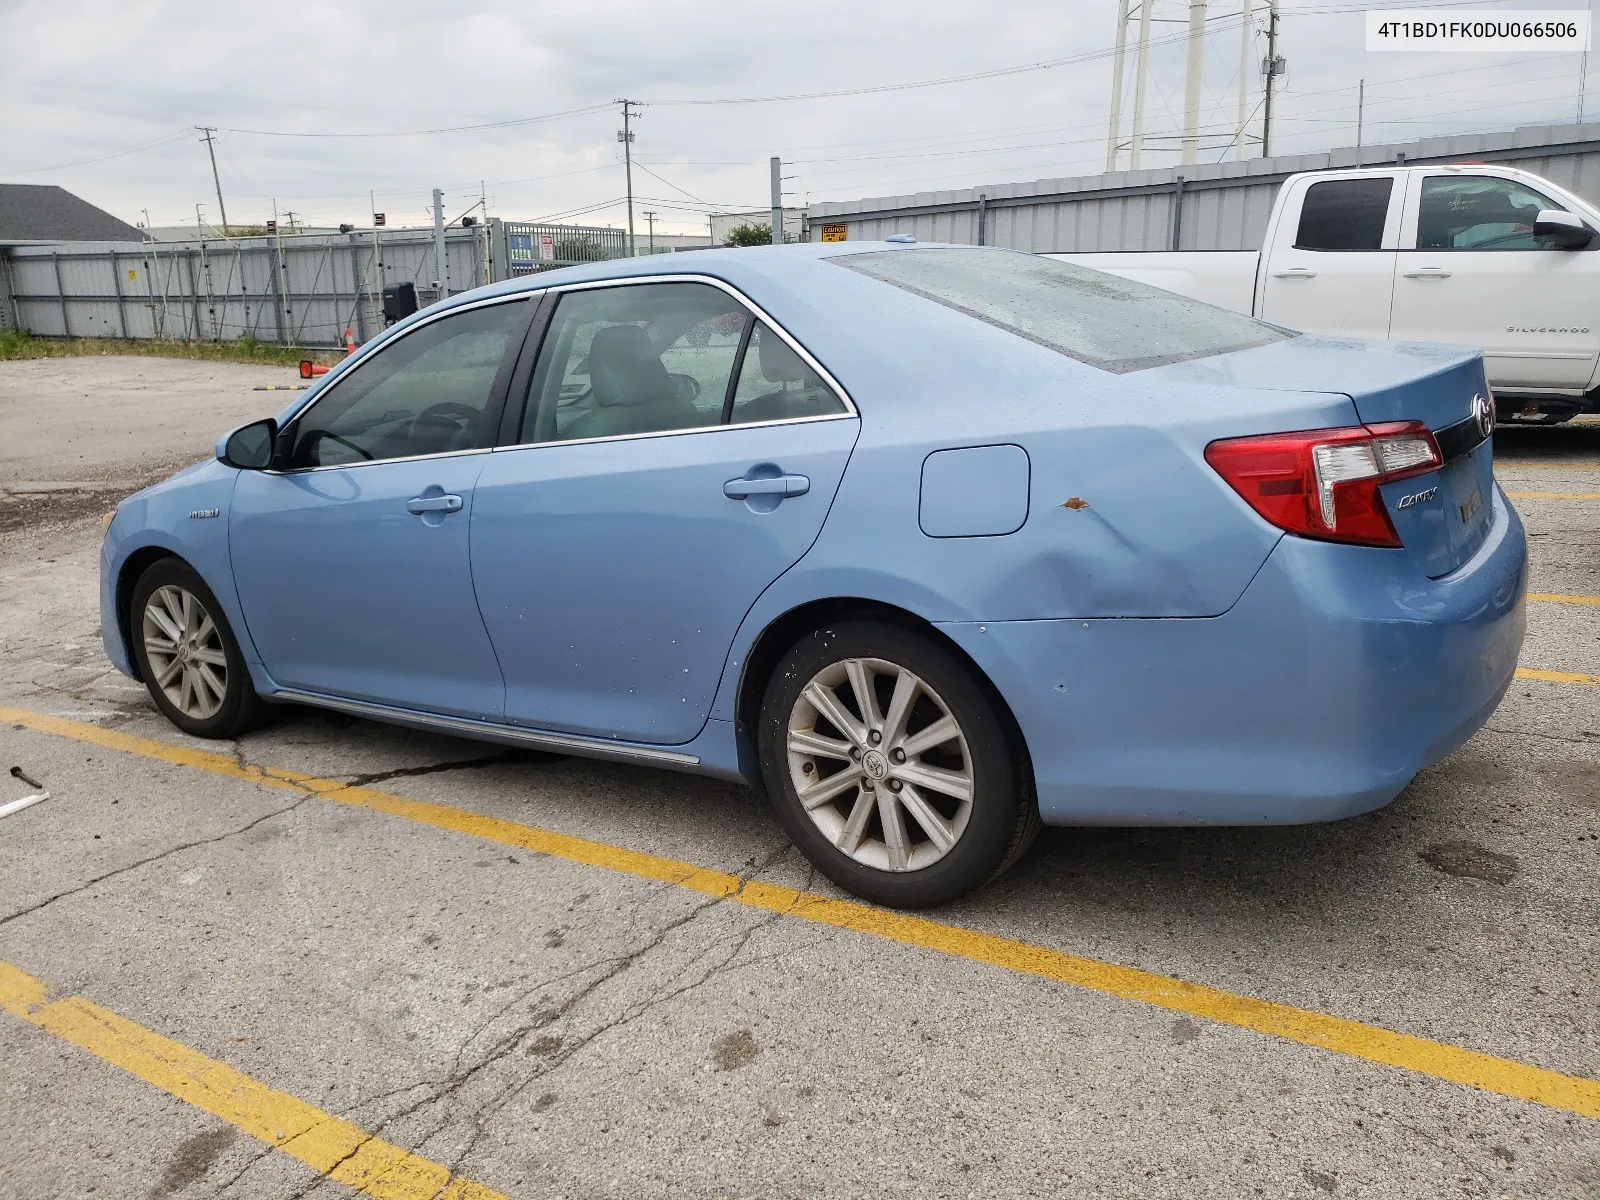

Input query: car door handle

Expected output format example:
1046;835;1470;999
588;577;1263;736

406;493;463;515
724;474;810;499
1272;267;1317;279
1403;267;1452;279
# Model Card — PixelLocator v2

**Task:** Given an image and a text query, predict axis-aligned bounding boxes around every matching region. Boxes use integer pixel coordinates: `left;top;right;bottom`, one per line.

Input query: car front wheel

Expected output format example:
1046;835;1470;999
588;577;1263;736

758;620;1039;907
129;558;268;738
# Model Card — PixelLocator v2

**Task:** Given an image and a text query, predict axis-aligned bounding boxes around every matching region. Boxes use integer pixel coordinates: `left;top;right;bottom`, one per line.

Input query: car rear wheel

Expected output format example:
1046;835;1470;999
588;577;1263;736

130;558;269;738
758;620;1039;907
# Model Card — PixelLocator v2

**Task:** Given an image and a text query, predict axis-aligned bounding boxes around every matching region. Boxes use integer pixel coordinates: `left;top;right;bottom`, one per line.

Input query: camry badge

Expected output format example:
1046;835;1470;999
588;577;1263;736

1397;487;1438;509
1471;392;1495;440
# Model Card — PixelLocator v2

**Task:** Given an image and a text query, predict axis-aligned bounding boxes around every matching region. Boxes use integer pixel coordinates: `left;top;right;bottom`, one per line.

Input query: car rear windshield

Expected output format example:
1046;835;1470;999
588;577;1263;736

836;247;1289;373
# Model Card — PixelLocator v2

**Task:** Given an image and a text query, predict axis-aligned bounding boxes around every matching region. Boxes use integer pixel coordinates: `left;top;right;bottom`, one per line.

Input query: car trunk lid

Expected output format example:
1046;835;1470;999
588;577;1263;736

1156;334;1496;578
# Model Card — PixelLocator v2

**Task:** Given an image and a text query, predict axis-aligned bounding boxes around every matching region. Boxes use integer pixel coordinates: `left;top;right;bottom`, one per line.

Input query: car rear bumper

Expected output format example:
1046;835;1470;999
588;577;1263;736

938;487;1527;826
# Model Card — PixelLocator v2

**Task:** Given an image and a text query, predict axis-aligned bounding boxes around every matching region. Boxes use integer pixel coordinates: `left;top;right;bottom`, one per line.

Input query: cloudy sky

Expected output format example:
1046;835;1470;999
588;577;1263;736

1;0;1594;235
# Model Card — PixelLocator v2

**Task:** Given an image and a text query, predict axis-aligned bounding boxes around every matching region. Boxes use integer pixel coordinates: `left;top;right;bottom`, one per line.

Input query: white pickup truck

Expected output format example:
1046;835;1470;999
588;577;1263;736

1049;163;1600;423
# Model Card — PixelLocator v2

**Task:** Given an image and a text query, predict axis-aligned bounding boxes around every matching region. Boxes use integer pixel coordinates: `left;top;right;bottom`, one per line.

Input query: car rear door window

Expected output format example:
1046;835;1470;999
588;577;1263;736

837;247;1286;373
727;321;848;424
1294;178;1393;250
1416;176;1571;250
521;282;749;443
288;299;528;468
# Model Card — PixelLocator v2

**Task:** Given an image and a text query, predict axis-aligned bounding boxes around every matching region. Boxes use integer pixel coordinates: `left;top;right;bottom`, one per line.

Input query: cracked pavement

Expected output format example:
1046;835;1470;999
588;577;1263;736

0;358;1597;1199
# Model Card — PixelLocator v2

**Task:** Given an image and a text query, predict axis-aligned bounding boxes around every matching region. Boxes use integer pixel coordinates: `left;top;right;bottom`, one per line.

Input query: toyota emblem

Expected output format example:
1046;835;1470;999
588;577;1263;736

1471;392;1495;440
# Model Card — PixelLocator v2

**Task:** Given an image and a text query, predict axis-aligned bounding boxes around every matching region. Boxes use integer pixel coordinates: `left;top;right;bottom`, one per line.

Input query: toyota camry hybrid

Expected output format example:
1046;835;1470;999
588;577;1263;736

100;243;1528;907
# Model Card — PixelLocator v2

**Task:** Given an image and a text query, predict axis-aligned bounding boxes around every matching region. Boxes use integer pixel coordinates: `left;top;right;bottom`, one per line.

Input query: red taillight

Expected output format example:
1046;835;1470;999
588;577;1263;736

1204;421;1441;547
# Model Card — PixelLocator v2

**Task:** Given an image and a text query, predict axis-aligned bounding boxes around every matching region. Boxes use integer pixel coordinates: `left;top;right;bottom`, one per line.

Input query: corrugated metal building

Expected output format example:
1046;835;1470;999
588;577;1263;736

807;121;1600;253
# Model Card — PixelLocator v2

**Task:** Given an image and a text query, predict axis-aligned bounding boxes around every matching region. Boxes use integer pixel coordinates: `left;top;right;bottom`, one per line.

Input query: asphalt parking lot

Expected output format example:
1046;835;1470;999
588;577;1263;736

0;356;1596;1200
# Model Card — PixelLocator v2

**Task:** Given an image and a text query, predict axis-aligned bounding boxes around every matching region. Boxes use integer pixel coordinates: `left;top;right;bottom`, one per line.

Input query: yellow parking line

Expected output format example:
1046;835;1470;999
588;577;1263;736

1527;592;1600;607
1504;491;1600;499
0;961;504;1200
1516;667;1600;686
2;703;1598;1124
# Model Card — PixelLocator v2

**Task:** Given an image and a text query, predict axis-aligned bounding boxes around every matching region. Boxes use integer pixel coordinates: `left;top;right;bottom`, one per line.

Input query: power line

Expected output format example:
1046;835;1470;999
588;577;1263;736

3;128;193;175
218;103;614;139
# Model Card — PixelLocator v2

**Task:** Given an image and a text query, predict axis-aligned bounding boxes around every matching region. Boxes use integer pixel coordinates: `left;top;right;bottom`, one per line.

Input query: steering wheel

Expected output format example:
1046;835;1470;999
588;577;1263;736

407;401;481;445
299;428;374;464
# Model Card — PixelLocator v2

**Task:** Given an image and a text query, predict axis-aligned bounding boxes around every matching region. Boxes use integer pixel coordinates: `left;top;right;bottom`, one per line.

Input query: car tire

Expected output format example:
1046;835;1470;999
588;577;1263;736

758;620;1040;907
129;557;270;739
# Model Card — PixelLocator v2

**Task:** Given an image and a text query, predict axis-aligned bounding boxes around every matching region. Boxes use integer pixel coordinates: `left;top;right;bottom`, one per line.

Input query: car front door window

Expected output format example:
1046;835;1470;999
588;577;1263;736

290;300;528;468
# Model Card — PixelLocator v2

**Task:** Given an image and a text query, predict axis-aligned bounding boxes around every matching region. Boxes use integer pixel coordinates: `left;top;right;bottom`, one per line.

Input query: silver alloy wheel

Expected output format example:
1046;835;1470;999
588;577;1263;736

141;584;228;720
786;657;975;873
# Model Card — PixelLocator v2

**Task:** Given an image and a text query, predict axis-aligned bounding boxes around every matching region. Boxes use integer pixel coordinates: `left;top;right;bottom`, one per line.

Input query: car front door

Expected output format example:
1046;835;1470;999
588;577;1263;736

471;279;860;745
1257;172;1402;339
230;296;533;718
1390;171;1600;390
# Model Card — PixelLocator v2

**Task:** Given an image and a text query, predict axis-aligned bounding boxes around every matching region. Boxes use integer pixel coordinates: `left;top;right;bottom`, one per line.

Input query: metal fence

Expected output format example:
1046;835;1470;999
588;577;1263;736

0;217;630;347
501;222;630;275
807;121;1600;253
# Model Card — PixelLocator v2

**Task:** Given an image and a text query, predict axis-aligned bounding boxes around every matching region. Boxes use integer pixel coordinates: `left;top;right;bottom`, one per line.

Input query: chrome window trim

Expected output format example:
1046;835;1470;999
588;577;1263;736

275;291;534;474
263;446;493;476
270;687;700;766
498;272;858;451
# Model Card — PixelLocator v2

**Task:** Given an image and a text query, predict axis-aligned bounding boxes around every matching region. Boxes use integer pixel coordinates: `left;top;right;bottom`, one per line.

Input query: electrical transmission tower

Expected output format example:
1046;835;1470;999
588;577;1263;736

1105;1;1278;171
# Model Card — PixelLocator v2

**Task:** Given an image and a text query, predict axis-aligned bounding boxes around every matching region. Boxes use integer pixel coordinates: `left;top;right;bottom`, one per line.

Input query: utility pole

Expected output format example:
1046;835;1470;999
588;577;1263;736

770;157;784;245
432;187;448;298
1181;1;1207;164
617;100;641;256
643;210;657;253
1261;0;1283;158
1236;0;1254;161
1356;78;1365;155
196;127;230;235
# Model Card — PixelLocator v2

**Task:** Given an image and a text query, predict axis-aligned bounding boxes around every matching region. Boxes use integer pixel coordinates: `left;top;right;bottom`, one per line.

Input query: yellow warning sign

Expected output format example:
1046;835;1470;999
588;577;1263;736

126;269;138;282
819;223;848;242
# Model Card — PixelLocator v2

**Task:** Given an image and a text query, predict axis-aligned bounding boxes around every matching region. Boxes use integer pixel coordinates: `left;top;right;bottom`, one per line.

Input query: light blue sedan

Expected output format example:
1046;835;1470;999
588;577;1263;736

100;244;1528;906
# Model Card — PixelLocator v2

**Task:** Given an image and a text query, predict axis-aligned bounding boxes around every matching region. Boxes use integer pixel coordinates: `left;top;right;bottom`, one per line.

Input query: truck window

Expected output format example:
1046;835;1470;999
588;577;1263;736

1294;178;1392;251
1416;176;1570;250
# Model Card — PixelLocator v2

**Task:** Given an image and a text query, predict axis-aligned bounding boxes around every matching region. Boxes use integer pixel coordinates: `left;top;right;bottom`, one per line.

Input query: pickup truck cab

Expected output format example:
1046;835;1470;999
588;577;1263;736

1050;164;1600;423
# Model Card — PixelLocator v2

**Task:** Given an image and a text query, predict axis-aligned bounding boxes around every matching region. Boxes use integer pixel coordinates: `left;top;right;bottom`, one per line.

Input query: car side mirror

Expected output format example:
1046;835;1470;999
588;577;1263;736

1534;209;1593;249
217;418;279;470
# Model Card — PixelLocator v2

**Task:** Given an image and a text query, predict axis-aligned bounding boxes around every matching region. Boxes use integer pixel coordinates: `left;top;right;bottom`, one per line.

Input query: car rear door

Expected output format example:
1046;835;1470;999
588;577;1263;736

1257;172;1403;338
470;278;860;746
1389;169;1600;390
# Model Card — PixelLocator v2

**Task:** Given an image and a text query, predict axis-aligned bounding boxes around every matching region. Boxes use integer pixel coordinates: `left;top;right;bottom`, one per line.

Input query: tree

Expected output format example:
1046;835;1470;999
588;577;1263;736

723;223;772;247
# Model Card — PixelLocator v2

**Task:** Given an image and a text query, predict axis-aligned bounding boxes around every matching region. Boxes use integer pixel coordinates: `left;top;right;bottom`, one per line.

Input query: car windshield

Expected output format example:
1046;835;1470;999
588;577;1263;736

836;246;1289;373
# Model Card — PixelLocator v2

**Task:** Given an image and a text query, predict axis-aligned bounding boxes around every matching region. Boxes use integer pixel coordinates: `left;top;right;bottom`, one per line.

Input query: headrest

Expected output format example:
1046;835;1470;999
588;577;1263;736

589;324;672;408
757;326;811;384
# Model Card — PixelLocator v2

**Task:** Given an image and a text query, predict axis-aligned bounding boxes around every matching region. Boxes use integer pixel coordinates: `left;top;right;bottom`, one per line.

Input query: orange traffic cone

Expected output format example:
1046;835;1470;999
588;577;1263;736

299;360;331;379
344;328;356;356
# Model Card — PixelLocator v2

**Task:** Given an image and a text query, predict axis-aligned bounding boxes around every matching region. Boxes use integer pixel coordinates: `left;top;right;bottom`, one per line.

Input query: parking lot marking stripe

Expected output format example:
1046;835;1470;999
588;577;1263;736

0;961;506;1200
1527;592;1600;606
1515;667;1600;686
1503;491;1600;499
3;705;1599;1124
